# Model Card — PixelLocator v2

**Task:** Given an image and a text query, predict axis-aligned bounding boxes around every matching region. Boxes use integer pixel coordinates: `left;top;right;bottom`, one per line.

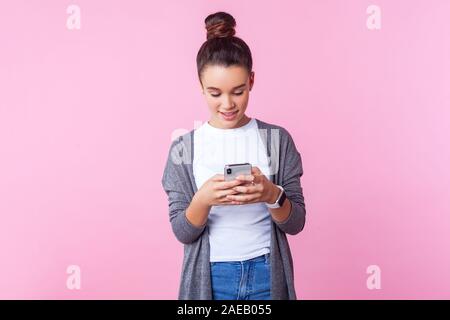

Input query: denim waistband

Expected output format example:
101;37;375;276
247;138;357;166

248;252;270;263
211;252;270;265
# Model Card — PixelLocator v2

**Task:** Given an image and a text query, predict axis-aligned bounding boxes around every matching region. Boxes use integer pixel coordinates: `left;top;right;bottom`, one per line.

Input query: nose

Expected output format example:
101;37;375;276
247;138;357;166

222;96;236;110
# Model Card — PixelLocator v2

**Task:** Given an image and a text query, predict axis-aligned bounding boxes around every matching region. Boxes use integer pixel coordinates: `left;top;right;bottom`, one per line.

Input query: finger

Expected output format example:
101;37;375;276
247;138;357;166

215;179;245;190
217;194;241;205
217;199;235;205
236;175;264;186
251;166;262;175
218;198;244;205
235;174;255;183
251;172;267;185
233;198;261;205
226;193;262;202
212;174;225;181
232;185;259;194
239;181;261;188
216;188;241;199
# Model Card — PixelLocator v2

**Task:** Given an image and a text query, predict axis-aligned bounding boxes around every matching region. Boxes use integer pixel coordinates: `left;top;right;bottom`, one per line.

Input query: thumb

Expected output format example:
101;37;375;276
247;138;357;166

251;166;262;175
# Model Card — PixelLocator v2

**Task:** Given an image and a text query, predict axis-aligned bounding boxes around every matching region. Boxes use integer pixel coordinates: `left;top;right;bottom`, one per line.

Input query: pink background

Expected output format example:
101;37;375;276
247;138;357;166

1;0;449;299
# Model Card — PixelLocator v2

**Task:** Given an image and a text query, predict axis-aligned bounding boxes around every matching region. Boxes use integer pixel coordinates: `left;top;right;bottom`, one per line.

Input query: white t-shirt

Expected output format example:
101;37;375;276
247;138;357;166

193;118;271;262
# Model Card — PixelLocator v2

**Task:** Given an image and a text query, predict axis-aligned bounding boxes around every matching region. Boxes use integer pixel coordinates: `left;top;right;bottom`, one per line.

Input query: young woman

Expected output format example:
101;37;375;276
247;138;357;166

162;11;306;300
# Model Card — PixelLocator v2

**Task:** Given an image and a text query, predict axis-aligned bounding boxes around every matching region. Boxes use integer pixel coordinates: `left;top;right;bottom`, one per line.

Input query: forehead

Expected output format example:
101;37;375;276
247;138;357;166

202;65;248;90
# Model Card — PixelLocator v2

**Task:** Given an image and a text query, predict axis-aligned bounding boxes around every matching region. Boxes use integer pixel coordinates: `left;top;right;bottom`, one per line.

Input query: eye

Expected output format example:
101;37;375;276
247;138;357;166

210;91;244;97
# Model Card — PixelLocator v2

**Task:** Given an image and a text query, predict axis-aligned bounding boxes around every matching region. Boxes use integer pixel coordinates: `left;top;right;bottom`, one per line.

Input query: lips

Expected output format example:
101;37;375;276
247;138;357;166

220;110;238;121
222;111;237;116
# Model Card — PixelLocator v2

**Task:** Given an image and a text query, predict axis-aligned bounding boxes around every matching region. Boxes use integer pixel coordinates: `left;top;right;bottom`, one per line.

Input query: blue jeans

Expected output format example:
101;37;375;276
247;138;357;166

210;253;271;300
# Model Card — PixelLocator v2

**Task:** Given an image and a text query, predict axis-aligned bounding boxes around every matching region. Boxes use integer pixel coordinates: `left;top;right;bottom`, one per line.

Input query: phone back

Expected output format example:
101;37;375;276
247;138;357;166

224;163;252;181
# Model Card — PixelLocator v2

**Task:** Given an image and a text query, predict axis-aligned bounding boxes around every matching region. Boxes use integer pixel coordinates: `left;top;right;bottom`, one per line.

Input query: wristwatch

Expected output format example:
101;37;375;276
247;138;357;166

265;185;286;209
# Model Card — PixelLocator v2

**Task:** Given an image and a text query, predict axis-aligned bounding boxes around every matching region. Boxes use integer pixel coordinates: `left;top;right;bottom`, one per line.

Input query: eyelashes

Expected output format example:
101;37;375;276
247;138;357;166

211;92;244;97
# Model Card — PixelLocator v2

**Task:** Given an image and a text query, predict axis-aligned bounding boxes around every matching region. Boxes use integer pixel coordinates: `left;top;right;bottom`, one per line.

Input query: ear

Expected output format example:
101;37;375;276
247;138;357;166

249;71;255;91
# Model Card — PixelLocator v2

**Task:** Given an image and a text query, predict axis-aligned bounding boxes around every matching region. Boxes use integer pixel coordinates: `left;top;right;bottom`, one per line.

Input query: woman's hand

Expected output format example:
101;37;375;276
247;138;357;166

226;167;280;205
195;174;244;207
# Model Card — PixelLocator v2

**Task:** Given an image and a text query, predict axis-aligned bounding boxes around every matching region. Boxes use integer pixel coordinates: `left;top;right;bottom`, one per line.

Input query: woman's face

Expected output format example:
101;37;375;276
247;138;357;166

200;65;254;129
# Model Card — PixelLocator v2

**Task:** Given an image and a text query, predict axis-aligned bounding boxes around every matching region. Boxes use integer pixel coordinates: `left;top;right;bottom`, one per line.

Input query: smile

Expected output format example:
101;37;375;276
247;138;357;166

219;110;238;121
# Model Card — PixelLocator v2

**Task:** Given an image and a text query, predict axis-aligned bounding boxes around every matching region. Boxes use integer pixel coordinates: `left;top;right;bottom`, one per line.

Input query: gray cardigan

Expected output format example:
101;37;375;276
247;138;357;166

161;118;306;300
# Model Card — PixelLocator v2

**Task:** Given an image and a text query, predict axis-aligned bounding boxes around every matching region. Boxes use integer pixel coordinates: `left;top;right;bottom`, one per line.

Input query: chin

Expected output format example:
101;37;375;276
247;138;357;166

223;114;242;125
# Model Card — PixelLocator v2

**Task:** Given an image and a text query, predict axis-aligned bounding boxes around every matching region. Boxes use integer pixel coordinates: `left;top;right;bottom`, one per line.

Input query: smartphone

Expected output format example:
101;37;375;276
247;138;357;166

224;163;252;181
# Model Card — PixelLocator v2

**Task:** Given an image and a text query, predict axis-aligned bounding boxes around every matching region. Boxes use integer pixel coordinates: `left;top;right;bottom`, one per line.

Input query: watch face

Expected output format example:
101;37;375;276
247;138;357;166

278;190;286;207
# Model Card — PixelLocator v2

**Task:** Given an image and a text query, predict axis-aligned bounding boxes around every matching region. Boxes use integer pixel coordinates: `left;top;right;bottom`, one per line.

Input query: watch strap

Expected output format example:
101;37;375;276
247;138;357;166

265;185;285;208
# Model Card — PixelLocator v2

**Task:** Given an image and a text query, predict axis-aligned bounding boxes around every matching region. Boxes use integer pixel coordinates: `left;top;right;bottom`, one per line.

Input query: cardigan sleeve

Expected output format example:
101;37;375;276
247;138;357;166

272;129;306;235
161;137;206;244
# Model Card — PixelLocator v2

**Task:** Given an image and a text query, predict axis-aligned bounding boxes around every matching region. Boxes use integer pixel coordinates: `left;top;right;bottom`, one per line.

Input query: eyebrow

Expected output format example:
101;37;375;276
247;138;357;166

206;83;246;91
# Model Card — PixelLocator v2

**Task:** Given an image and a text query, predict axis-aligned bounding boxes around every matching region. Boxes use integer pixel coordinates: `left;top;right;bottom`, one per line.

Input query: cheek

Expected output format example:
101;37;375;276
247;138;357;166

205;97;220;110
236;93;249;106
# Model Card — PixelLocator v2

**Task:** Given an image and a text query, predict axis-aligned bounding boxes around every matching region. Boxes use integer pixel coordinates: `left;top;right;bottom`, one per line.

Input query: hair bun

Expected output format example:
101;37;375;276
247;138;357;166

205;12;236;40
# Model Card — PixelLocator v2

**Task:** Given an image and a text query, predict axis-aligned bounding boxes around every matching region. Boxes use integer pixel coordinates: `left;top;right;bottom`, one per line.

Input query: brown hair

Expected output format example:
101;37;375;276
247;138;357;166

196;12;253;84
